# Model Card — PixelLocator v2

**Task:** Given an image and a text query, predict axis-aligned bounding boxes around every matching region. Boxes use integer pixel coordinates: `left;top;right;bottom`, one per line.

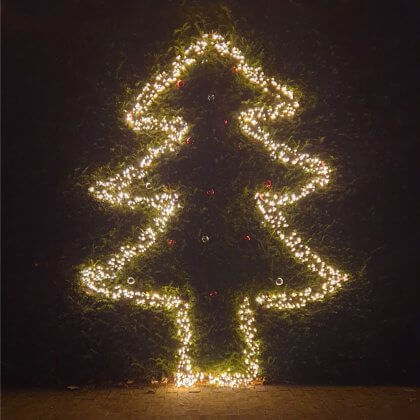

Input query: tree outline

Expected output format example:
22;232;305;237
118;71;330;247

80;33;349;387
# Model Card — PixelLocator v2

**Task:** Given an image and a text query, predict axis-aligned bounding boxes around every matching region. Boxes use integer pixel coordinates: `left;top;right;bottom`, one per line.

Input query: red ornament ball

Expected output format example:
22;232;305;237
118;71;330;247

185;136;193;145
176;79;185;88
209;290;218;298
244;234;251;241
206;188;215;196
167;239;176;247
231;66;239;73
223;119;228;126
265;179;272;188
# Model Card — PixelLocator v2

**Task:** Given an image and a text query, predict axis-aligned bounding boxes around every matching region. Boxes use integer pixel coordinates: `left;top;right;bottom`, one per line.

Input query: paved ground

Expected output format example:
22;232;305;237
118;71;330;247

2;385;419;419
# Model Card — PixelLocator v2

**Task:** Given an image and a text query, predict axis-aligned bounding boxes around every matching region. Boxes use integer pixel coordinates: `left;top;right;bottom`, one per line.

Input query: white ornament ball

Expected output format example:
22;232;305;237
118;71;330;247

275;277;284;286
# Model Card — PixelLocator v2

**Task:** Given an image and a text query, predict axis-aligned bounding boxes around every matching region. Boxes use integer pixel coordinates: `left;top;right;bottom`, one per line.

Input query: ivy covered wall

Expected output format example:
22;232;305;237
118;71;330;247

4;0;418;386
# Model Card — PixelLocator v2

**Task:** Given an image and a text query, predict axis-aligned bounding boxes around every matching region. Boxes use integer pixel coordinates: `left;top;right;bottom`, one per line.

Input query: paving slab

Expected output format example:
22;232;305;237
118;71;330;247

2;385;418;419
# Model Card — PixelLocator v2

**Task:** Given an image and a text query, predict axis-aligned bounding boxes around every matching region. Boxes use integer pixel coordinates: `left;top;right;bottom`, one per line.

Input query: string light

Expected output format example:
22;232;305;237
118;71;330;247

80;32;349;387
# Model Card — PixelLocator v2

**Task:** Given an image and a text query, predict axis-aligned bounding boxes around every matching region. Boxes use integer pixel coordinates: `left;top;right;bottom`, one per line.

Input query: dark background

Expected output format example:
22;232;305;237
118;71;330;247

3;0;419;387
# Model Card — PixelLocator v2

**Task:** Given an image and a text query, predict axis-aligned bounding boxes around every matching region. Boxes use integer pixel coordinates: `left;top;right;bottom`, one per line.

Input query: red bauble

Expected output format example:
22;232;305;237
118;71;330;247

167;239;176;247
206;188;215;196
176;79;185;88
231;66;239;73
265;179;272;188
244;234;251;241
209;290;218;298
186;136;193;145
223;119;228;126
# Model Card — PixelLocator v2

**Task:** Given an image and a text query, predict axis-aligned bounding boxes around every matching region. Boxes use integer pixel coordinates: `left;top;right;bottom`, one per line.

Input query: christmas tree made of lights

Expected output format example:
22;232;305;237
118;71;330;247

80;33;349;387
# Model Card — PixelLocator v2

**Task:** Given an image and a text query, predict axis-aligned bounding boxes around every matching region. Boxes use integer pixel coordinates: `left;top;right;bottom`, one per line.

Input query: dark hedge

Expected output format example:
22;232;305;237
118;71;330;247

3;0;418;387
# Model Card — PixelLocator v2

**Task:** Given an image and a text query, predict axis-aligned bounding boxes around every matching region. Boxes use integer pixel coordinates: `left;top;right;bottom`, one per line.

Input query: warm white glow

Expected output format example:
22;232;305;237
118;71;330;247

80;32;349;387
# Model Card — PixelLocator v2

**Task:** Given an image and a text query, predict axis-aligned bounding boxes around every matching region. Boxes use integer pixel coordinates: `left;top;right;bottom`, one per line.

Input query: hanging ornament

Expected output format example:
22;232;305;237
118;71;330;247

145;182;152;189
223;119;229;126
206;188;215;197
201;235;210;243
209;290;218;298
275;277;284;286
176;79;184;88
231;65;239;73
244;234;251;241
265;179;272;189
127;277;136;285
207;93;215;102
167;239;176;247
185;136;194;145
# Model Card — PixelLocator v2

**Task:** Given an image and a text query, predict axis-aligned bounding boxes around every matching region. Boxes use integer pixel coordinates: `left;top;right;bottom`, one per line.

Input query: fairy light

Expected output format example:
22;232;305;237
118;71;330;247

80;32;349;387
241;109;350;309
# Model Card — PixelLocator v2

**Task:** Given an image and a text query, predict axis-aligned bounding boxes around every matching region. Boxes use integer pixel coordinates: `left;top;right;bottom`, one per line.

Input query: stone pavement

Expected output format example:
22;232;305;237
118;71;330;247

2;385;419;419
